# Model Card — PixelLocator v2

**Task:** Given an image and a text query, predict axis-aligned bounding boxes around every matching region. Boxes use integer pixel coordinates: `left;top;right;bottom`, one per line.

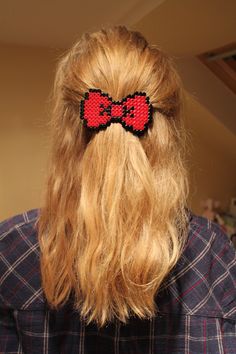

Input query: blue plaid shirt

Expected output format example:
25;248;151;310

0;208;236;353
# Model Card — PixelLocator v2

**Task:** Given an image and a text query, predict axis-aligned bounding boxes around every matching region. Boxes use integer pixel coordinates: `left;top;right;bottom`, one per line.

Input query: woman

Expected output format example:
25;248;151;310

0;25;235;353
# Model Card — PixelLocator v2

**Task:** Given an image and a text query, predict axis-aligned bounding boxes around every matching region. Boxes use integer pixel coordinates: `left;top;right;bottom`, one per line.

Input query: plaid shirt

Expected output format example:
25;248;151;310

0;208;236;354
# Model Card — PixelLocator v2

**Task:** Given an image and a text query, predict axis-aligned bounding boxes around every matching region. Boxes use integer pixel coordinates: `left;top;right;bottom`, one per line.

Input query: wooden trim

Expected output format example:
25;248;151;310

197;43;236;95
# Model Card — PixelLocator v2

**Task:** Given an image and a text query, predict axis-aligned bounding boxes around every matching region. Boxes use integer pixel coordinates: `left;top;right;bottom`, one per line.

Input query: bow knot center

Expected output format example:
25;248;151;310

111;103;123;119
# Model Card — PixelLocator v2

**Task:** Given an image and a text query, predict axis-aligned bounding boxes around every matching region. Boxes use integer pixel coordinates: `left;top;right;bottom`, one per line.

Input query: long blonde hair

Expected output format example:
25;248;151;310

37;25;190;328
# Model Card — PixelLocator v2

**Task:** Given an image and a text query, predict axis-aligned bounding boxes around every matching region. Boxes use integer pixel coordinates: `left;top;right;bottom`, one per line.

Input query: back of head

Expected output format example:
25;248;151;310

37;25;190;328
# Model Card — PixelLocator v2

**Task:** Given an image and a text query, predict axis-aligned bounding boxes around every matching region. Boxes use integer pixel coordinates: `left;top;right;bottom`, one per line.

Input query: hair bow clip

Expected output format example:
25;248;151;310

80;89;153;136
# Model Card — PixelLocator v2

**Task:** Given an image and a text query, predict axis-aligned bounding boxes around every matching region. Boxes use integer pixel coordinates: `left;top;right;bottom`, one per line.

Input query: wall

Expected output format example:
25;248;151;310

0;44;56;219
184;93;236;214
0;44;235;220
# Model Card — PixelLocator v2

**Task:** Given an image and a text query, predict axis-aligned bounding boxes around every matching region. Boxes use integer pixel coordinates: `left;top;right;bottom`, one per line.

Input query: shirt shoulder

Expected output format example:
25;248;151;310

0;208;39;232
157;210;236;321
0;208;45;310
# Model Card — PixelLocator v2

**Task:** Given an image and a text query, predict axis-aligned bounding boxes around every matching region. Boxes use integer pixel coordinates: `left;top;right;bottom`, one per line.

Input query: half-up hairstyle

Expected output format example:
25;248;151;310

37;25;190;328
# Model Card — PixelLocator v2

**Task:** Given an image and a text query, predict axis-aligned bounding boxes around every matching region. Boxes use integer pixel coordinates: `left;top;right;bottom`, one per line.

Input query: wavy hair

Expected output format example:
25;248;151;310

37;25;190;328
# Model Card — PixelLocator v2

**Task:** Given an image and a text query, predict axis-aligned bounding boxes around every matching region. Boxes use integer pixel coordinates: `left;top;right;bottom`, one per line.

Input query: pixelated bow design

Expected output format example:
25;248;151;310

80;89;153;136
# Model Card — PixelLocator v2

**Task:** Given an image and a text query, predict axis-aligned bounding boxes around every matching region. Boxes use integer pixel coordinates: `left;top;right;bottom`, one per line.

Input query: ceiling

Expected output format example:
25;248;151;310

0;0;234;57
0;0;165;49
135;0;236;57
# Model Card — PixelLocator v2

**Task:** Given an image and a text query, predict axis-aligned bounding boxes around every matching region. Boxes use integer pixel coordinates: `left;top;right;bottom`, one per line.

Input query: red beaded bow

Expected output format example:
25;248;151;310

80;89;153;136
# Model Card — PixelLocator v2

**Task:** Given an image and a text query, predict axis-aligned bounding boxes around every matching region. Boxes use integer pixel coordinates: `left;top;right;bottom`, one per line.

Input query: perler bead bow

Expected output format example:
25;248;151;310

80;89;153;136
